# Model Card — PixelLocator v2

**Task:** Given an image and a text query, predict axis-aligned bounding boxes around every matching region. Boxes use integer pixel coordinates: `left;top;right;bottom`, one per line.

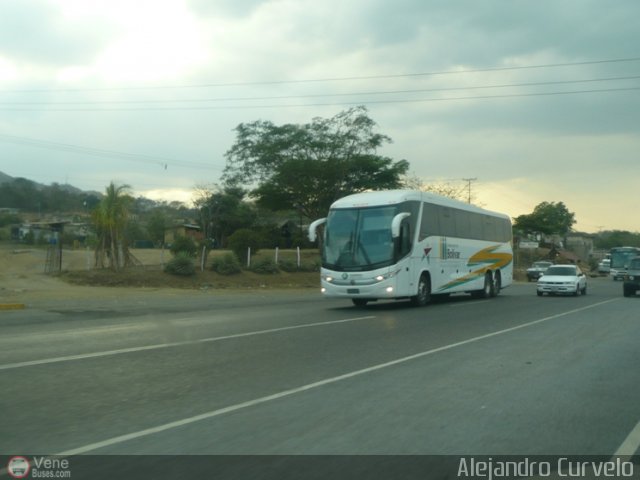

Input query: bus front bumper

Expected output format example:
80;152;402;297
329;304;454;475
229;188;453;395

320;279;399;299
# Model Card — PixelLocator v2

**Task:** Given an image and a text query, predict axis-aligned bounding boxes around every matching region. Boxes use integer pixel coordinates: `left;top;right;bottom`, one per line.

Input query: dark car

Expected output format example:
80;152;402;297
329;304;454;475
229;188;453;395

623;256;640;297
526;261;552;281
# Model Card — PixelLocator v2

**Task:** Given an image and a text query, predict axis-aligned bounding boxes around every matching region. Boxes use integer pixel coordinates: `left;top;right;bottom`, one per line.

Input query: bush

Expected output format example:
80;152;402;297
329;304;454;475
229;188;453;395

170;236;197;257
164;252;196;276
278;259;320;272
210;253;242;275
0;213;21;227
23;230;35;245
249;258;279;274
227;228;263;261
298;261;320;272
278;259;299;272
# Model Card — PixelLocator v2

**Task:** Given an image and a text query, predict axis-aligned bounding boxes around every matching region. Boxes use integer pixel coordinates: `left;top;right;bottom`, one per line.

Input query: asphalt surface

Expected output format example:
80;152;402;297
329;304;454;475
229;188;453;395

1;278;639;478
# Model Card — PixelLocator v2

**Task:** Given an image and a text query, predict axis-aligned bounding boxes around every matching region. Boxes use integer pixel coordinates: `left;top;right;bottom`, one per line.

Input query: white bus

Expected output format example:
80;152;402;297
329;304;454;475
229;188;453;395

308;190;513;307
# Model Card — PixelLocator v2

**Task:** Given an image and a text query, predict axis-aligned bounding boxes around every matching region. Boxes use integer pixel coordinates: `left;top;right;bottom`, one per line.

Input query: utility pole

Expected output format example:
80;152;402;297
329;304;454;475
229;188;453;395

462;177;477;204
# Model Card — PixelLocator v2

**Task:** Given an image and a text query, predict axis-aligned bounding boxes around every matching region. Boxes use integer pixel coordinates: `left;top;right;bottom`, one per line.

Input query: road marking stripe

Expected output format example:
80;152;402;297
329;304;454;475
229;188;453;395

0;316;375;371
614;419;640;459
54;298;618;456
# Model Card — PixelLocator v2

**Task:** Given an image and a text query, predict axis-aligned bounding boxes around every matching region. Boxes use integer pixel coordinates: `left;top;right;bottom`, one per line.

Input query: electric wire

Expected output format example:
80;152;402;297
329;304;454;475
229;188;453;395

1;56;639;93
0;134;223;171
2;86;638;111
1;74;639;106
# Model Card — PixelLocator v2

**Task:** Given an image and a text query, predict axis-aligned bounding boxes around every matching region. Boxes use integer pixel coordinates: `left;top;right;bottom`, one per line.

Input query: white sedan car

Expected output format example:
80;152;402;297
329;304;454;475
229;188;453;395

537;264;587;296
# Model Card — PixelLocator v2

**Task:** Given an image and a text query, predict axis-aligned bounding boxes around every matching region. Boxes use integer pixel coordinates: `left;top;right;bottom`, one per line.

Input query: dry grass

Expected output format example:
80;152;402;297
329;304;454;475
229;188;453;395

0;244;321;292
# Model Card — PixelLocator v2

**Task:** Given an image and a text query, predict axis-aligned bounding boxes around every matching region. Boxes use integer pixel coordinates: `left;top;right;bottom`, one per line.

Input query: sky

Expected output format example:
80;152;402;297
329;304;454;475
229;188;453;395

0;0;639;232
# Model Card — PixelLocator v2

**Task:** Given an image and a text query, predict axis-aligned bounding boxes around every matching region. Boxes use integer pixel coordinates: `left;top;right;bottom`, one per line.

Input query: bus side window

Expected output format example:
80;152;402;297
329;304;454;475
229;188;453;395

419;203;440;240
398;221;412;258
439;207;456;237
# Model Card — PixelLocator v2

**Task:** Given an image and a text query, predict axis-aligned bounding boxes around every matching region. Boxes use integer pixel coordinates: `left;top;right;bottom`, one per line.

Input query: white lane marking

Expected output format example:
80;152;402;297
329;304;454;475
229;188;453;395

54;298;618;456
614;419;640;459
0;323;150;342
0;316;375;371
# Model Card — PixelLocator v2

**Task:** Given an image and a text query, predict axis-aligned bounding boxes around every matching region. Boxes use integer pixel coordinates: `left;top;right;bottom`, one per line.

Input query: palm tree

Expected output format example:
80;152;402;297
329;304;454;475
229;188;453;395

92;182;133;271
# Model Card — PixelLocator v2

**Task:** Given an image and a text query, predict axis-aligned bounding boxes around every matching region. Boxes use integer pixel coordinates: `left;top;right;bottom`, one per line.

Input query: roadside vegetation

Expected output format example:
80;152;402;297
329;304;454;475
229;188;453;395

2;106;639;292
62;248;321;290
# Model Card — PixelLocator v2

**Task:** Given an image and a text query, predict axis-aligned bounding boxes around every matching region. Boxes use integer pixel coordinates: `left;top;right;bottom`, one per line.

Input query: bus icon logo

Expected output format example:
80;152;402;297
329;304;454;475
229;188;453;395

7;456;30;479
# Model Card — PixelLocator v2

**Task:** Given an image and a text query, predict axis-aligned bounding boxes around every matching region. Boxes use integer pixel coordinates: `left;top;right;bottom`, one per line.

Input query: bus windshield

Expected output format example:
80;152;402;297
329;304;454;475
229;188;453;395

610;248;640;268
323;206;397;271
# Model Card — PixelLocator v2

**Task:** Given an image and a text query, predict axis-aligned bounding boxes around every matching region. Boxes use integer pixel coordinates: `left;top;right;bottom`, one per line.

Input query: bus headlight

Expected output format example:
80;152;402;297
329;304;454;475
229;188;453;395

375;270;401;282
324;276;333;282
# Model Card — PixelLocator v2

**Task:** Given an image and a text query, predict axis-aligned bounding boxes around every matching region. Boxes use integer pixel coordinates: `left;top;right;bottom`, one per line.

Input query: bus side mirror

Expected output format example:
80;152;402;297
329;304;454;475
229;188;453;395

308;218;326;242
391;213;411;238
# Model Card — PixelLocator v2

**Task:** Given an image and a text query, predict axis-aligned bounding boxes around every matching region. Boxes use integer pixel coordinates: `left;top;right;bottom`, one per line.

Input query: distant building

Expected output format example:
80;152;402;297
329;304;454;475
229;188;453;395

164;224;203;245
18;222;60;243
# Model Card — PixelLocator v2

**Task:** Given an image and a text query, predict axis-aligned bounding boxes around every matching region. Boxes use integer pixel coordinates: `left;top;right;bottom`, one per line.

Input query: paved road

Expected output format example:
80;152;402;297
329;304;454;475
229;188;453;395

1;278;639;478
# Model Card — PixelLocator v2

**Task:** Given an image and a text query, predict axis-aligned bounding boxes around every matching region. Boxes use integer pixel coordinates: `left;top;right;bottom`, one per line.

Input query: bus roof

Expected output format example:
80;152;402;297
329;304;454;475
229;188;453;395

329;189;509;219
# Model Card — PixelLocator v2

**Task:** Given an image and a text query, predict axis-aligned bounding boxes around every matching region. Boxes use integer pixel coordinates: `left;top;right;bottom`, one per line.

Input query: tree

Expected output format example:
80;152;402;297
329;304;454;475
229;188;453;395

513;201;576;236
222;106;410;220
147;210;169;246
595;230;640;249
402;173;474;203
92;182;134;270
194;185;256;248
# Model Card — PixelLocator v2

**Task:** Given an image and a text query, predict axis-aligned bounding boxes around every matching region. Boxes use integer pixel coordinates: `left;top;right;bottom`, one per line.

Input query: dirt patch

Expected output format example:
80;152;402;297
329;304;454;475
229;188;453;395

0;246;320;306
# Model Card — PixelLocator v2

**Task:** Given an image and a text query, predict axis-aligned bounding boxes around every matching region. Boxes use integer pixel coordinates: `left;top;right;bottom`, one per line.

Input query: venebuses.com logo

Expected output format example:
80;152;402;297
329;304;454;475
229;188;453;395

6;456;71;479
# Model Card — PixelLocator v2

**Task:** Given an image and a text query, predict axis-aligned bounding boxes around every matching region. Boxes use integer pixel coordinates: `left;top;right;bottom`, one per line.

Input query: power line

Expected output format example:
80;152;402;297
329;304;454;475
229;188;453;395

3;86;638;111
4;170;202;193
1;56;640;94
0;134;224;171
2;74;639;106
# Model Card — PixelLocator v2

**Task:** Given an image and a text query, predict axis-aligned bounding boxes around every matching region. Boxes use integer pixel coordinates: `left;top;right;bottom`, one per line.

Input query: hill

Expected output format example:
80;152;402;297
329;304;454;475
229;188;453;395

0;170;89;193
0;170;106;213
0;171;14;184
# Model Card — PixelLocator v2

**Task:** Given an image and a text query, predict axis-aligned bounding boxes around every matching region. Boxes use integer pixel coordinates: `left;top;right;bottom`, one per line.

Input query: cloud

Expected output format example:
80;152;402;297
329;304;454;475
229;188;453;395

1;0;639;232
0;0;112;68
188;0;265;19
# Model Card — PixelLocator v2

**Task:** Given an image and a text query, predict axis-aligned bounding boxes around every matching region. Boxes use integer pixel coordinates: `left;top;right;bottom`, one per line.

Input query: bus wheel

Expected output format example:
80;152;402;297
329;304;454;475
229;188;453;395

410;274;431;307
472;272;493;299
491;271;501;297
352;299;369;307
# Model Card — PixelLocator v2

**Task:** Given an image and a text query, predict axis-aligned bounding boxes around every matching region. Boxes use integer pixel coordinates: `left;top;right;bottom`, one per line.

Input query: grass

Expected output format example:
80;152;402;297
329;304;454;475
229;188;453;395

62;248;322;290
